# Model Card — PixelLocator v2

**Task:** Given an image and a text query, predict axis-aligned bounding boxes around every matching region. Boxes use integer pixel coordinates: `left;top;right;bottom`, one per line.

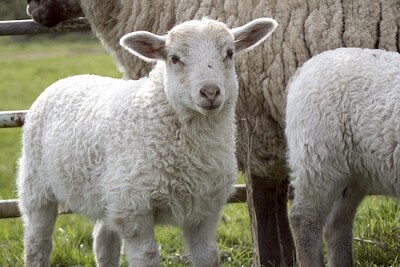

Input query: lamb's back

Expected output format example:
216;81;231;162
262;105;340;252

287;48;400;197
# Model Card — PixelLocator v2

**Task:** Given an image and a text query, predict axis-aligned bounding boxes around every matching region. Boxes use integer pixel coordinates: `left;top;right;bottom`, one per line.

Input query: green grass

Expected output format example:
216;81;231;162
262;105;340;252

0;34;399;266
353;197;400;266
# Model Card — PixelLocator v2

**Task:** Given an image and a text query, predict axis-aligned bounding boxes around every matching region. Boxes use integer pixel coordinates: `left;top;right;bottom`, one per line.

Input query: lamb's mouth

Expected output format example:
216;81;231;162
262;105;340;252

199;104;220;110
196;103;223;116
196;99;223;110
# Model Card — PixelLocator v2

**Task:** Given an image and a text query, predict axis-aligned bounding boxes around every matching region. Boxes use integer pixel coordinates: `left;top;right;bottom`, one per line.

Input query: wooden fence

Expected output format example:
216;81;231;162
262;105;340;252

0;18;247;219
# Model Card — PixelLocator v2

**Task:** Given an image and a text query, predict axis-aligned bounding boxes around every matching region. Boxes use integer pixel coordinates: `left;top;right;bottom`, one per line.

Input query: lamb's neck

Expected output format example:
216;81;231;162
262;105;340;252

178;110;236;143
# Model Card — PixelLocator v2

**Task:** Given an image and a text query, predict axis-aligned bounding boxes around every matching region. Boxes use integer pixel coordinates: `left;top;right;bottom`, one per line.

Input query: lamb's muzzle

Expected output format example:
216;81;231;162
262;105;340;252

199;84;221;109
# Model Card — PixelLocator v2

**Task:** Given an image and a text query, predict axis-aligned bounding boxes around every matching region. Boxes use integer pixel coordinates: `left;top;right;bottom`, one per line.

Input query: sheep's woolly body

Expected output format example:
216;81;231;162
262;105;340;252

79;0;400;181
286;48;400;266
19;62;237;222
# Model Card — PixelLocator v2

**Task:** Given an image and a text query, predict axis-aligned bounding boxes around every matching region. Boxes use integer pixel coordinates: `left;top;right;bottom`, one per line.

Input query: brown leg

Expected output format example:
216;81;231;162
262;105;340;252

246;175;295;267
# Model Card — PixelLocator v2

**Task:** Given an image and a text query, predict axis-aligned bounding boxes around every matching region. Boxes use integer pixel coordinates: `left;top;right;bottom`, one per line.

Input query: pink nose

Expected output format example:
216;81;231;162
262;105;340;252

200;85;221;102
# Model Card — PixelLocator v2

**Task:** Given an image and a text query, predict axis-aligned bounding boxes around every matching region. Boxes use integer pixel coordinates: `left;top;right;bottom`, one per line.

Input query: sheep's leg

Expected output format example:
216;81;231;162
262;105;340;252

21;202;58;267
324;185;365;267
183;214;220;267
290;187;333;267
110;212;159;267
93;221;121;267
247;176;295;266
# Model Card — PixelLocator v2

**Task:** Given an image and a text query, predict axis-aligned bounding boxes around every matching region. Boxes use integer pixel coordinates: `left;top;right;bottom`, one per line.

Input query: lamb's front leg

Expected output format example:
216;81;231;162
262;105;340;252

109;210;159;267
21;202;58;267
183;213;221;267
93;221;121;267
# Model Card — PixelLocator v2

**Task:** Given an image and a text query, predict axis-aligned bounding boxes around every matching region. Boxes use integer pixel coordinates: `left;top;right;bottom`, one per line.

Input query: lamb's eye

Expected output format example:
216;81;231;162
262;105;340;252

170;55;180;64
226;49;234;60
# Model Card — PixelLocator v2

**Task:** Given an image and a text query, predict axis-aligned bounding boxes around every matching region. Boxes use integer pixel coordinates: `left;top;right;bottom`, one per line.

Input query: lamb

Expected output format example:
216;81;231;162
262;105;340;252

285;47;400;267
26;1;400;265
17;17;277;267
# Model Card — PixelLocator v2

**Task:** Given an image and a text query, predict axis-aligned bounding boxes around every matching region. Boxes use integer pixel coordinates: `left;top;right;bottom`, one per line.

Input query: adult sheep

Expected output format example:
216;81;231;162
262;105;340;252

26;0;400;266
286;47;400;266
17;17;277;267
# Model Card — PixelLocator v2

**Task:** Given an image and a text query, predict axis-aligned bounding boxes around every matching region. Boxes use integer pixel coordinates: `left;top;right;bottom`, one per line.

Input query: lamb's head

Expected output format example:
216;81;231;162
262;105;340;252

120;18;277;117
27;0;84;28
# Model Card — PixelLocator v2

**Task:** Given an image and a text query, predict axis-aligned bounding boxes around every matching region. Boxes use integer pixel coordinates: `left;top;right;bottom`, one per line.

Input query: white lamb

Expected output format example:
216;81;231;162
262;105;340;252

17;17;277;267
285;47;400;267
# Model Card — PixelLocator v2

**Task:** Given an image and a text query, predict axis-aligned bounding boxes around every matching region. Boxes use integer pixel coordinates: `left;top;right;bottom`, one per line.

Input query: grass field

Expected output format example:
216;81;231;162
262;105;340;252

0;34;399;266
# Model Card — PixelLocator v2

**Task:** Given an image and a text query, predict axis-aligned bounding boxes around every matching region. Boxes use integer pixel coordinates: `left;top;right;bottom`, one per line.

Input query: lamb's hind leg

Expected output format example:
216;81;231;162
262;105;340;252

324;184;365;267
20;201;58;267
290;198;326;266
93;221;121;267
289;176;339;267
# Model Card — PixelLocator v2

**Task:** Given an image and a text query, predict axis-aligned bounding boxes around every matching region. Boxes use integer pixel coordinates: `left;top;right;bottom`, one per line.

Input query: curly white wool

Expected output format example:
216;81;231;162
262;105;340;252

286;48;400;267
17;18;277;267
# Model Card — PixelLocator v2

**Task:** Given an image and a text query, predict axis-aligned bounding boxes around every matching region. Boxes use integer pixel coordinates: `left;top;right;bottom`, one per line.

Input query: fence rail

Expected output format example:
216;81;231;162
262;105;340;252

0;110;26;128
0;18;247;219
0;18;90;36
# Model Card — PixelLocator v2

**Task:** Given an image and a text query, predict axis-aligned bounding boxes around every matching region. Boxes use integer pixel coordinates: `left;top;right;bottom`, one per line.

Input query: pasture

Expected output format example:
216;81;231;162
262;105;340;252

0;35;398;266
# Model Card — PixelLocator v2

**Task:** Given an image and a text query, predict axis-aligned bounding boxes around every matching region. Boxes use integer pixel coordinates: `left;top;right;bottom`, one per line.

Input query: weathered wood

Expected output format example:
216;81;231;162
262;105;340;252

0;199;73;219
242;118;261;267
0;18;90;36
245;175;261;267
0;199;21;219
0;185;247;219
0;110;26;128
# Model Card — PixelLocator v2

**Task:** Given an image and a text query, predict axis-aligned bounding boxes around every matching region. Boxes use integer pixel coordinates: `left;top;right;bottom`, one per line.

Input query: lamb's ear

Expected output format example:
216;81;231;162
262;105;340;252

120;31;167;62
231;18;278;52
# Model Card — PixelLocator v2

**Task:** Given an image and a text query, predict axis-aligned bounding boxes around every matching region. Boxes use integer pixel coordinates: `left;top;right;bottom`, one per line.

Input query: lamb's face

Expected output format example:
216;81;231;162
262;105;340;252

164;20;238;116
120;17;278;117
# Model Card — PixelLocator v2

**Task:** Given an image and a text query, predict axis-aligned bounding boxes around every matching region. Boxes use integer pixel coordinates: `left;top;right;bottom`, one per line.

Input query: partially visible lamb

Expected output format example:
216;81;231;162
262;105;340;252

285;48;400;267
17;18;277;267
